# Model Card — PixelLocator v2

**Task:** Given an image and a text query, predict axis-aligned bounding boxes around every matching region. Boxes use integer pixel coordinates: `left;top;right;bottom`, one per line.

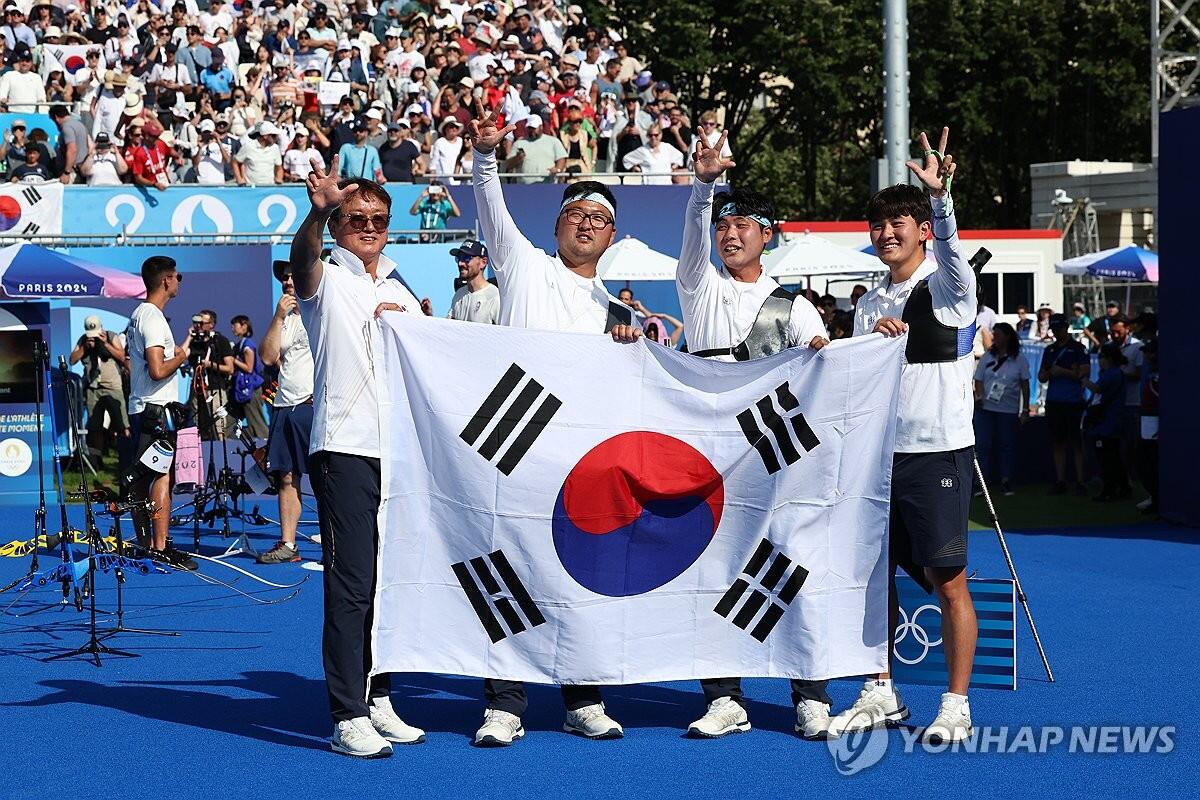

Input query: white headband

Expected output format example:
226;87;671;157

560;191;615;220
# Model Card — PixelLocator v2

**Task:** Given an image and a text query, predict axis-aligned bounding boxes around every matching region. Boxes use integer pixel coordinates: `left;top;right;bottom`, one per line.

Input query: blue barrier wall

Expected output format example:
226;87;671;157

1158;106;1198;527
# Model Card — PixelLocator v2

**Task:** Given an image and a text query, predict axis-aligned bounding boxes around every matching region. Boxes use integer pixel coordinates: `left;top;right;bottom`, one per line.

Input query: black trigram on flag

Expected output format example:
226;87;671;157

460;363;562;475
714;538;809;642
736;381;820;475
452;550;547;644
21;186;41;206
21;221;39;236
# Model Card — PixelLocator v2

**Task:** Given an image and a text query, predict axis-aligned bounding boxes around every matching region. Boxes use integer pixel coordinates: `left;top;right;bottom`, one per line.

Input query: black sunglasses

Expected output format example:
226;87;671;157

340;213;391;231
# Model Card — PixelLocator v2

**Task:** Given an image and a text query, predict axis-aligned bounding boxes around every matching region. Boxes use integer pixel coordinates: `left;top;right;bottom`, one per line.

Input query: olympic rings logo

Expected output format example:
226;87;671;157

893;603;943;665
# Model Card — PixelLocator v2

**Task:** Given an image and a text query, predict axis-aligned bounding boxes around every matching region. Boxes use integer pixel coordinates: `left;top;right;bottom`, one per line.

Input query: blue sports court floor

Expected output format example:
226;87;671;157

0;500;1193;798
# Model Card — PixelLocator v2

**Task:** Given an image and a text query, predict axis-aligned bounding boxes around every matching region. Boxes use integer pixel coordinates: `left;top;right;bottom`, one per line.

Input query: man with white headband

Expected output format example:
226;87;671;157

466;102;637;747
675;131;831;741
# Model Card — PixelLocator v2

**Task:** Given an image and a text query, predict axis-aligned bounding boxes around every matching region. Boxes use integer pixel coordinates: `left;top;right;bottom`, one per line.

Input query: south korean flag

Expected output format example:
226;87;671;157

371;314;902;685
0;182;65;237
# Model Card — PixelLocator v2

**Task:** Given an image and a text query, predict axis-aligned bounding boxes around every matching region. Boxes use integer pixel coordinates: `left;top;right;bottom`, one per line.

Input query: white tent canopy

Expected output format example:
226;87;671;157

764;234;885;283
598;236;678;282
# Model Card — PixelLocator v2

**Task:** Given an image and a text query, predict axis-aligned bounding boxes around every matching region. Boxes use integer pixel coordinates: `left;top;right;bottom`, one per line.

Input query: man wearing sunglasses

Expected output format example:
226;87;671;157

290;157;426;758
466;101;636;748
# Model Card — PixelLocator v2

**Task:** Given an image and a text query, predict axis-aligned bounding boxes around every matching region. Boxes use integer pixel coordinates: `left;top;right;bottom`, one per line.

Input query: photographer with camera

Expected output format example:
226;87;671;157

188;309;235;442
123;256;197;570
69;315;130;463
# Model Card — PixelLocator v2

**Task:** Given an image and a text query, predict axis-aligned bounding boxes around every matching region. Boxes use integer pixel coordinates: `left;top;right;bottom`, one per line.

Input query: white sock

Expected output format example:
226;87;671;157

870;678;894;696
944;691;969;705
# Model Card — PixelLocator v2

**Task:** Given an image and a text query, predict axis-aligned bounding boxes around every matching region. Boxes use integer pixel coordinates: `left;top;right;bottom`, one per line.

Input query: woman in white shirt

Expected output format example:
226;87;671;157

973;322;1030;495
282;129;325;182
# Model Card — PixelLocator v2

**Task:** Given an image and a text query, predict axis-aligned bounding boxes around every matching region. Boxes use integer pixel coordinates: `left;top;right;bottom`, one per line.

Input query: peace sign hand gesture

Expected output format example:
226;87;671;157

692;129;735;184
906;127;956;197
467;99;516;154
306;153;358;214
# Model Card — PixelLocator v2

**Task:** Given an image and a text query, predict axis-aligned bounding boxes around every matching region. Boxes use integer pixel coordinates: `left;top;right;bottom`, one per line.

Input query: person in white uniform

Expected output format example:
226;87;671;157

829;128;980;745
676;132;832;741
290;158;427;758
446;238;500;324
257;259;316;565
467;103;638;747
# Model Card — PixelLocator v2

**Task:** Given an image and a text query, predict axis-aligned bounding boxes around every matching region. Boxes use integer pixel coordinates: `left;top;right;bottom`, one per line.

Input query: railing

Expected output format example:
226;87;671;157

0;228;478;247
425;170;694;185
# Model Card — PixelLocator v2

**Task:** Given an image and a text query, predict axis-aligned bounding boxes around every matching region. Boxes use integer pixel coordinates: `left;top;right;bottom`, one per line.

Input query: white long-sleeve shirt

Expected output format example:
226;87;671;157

853;193;977;453
0;70;46;111
472;147;636;334
677;180;826;361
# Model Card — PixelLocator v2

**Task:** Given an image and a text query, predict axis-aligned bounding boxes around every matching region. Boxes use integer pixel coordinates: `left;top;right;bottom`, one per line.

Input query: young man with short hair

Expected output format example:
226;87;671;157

123;256;195;570
676;132;831;740
257;260;315;565
830;128;979;745
291;160;427;758
467;103;638;747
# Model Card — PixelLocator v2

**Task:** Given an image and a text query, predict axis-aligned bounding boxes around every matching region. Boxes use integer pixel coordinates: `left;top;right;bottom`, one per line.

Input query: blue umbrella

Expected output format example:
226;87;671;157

1055;245;1158;283
0;242;145;298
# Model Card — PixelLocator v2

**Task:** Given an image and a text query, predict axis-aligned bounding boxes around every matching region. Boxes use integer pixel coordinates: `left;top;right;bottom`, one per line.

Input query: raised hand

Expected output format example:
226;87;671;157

692;130;735;184
467;99;516;154
306;153;358;214
906;127;956;197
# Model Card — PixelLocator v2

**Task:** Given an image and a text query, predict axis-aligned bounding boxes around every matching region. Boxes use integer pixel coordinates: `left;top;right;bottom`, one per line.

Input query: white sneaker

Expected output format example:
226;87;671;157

687;697;751;738
827;680;910;737
563;703;624;739
794;699;831;740
1136;497;1153;511
922;693;973;744
474;709;525;747
368;696;426;744
331;717;393;758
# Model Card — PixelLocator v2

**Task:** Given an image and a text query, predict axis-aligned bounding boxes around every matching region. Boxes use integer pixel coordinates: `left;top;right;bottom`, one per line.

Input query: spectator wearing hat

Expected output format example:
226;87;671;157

447;239;499;324
1085;300;1121;351
1;5;35;51
336;116;384;182
1069;302;1091;344
200;0;233;39
193;118;232;184
558;106;595;178
0;49;45;112
363;107;387;149
505;115;565;183
81;131;129;185
410;181;460;241
428;116;464;177
467;36;497;82
439;43;470;86
1039;313;1091;495
200;50;236;110
69;315;130;461
49;104;90;184
379;120;421;182
124;118;172;190
235;121;284;185
269;54;303;113
283;127;326;182
387;29;426;79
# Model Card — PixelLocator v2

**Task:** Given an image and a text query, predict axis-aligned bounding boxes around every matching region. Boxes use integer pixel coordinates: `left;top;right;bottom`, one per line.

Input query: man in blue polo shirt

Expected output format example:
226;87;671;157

336;117;384;182
1038;313;1090;495
200;51;235;109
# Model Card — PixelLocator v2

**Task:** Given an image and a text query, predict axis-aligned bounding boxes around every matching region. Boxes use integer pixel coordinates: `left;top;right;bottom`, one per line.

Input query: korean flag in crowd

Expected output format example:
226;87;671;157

371;314;903;685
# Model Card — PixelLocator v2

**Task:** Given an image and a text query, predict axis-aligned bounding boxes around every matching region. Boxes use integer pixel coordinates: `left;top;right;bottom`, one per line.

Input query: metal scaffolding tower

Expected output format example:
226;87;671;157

1151;0;1200;163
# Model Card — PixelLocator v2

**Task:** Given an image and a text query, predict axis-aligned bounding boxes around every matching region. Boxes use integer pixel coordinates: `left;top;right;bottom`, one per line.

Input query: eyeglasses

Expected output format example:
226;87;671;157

171;272;184;283
561;208;613;229
341;213;391;231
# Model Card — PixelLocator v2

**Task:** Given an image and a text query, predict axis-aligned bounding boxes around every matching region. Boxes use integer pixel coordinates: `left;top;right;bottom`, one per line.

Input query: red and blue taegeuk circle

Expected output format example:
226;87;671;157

552;431;724;597
0;196;21;232
63;55;87;75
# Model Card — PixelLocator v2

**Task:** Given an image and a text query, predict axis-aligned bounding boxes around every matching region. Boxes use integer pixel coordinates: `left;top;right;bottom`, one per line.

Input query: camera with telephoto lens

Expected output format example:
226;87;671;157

187;314;212;367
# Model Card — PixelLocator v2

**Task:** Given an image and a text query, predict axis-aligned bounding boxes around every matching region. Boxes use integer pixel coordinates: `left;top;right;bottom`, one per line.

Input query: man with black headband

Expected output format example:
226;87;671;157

829;127;978;745
466;102;636;747
676;132;831;741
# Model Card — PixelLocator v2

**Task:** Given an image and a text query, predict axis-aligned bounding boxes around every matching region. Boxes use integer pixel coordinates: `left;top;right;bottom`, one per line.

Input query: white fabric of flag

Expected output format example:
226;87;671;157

372;314;902;684
0;182;64;237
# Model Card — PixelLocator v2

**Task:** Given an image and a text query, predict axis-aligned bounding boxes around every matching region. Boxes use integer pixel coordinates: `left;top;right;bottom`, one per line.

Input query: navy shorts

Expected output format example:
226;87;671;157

889;446;973;570
266;403;313;477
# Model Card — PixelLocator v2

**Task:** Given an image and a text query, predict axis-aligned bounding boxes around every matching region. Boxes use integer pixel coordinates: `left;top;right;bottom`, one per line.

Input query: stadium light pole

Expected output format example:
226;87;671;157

882;0;910;187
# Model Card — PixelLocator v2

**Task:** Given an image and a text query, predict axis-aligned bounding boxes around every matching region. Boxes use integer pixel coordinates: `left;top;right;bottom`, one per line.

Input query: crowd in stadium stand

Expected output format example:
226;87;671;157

0;0;732;186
